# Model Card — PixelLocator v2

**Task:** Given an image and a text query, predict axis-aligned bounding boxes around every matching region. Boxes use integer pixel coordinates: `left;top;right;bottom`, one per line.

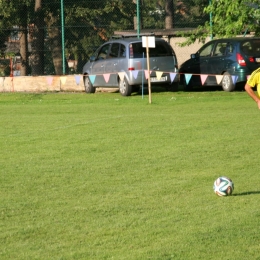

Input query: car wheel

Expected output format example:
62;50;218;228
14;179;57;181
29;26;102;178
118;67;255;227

222;72;235;92
119;77;132;96
84;75;95;93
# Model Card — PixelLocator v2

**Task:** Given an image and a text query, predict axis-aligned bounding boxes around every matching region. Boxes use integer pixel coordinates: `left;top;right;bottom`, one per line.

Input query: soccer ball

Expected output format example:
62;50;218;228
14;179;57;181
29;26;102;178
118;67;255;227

213;176;234;196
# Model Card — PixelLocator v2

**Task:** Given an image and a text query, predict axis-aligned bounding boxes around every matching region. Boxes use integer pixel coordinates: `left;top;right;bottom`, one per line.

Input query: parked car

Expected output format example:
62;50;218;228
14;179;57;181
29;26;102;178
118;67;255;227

179;37;260;91
82;35;179;96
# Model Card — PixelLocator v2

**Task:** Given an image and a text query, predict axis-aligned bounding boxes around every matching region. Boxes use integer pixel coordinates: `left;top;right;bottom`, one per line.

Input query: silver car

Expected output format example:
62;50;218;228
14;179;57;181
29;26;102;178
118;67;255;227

82;36;178;96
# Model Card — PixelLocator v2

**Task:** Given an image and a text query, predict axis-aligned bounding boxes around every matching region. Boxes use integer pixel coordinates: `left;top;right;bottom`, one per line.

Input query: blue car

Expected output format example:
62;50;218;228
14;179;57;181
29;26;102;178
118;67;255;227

179;37;260;91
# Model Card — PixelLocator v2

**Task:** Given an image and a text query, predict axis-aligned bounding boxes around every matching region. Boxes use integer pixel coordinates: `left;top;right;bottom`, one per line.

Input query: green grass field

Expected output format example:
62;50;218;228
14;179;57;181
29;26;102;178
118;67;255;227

1;90;260;260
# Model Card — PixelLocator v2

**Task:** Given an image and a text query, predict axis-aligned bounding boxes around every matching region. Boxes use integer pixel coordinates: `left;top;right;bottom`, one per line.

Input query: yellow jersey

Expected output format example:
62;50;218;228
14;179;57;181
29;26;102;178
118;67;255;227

247;67;260;96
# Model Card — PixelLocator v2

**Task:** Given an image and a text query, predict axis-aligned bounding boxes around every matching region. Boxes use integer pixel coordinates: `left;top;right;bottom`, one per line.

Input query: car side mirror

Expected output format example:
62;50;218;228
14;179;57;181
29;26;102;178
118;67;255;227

190;53;197;59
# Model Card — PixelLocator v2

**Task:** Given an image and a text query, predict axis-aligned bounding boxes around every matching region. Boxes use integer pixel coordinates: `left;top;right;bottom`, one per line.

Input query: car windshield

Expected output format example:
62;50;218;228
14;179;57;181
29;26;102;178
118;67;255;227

131;42;172;58
241;39;260;55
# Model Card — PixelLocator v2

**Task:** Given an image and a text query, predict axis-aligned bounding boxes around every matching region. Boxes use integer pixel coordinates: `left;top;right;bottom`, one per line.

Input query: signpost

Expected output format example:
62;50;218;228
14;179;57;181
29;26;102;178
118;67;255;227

142;36;155;104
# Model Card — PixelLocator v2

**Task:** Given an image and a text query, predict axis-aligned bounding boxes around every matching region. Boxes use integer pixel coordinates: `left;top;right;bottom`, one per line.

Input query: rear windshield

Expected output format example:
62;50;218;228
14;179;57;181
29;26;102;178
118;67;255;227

241;39;260;55
131;41;173;58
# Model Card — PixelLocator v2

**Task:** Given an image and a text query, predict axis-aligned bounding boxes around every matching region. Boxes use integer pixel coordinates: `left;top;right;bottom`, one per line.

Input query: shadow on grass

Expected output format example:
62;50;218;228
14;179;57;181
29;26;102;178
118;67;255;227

132;84;246;96
233;191;260;196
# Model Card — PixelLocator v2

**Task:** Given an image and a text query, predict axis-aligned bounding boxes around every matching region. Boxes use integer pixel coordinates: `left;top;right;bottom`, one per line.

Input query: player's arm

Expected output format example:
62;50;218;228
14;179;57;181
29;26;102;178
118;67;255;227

244;83;260;109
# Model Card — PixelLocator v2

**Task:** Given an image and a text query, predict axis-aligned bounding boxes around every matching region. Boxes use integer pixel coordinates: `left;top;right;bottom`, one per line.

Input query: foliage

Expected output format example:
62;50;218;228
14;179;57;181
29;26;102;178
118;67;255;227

181;0;260;45
0;0;211;74
0;91;260;259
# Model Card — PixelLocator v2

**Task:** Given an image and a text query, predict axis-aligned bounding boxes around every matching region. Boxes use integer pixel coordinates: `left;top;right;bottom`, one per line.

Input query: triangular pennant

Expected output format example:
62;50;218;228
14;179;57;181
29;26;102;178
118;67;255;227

156;71;163;80
47;77;53;86
103;73;110;83
216;75;223;85
232;75;238;84
200;74;208;85
74;75;81;85
89;75;96;84
144;70;151;79
184;74;192;84
170;73;177;83
132;70;139;79
60;76;67;85
118;72;125;81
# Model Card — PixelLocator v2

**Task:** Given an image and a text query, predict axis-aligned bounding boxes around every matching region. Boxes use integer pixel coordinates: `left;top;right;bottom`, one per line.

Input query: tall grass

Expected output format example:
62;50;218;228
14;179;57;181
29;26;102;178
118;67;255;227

0;91;260;259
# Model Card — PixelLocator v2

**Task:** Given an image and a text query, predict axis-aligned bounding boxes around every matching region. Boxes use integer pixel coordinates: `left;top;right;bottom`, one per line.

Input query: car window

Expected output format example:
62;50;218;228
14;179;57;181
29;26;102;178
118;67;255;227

97;44;111;60
226;43;234;54
213;42;227;56
199;42;215;57
119;44;126;58
241;40;260;55
109;43;120;58
131;41;172;58
150;42;172;57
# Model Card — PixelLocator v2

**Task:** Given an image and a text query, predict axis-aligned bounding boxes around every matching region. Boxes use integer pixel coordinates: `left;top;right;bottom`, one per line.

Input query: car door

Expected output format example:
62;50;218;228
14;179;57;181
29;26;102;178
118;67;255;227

198;42;215;75
182;41;215;85
90;43;111;86
206;41;228;85
103;42;120;86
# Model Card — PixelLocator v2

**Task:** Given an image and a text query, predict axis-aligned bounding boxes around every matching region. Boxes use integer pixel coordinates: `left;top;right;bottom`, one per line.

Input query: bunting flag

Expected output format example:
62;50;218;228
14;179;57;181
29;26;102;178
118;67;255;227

185;74;192;84
170;73;177;83
131;70;139;79
200;74;208;85
74;75;81;85
103;73;110;83
118;72;125;81
232;75;238;84
216;75;223;85
144;70;152;79
85;71;243;86
60;76;67;85
89;75;96;84
47;76;53;86
156;71;163;80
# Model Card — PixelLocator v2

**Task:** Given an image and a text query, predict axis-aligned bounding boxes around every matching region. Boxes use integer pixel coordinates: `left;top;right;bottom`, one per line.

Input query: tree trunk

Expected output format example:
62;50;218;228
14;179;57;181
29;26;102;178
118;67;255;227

46;13;63;75
165;0;174;29
20;5;28;76
30;0;45;75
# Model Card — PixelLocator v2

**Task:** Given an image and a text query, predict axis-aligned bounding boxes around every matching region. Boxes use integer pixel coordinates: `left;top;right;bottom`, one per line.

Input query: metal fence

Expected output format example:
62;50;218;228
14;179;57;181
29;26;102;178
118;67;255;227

0;0;209;76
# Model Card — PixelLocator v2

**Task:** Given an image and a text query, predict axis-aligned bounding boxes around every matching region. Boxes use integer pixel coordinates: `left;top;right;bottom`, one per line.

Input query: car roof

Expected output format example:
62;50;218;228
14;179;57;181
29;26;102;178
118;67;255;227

209;37;260;43
107;37;166;44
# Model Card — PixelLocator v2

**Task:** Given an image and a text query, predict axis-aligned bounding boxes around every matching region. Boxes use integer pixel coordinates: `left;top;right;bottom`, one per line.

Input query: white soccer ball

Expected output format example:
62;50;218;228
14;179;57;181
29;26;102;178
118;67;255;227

213;176;234;196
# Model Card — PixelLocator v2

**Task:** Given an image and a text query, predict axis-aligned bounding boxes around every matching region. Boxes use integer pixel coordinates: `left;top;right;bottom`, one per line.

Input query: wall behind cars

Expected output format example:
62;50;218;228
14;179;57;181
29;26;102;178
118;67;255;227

0;76;84;92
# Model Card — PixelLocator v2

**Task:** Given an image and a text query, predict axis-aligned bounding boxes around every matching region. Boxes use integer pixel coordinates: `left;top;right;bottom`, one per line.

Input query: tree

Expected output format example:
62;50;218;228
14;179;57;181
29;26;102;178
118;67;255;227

165;0;174;29
19;3;29;76
30;0;45;75
0;0;31;76
183;0;260;45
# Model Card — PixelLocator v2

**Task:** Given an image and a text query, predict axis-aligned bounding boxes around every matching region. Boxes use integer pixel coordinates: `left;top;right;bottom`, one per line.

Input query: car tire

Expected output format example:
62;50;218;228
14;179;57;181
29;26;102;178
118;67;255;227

222;72;235;92
84;75;95;93
119;77;132;96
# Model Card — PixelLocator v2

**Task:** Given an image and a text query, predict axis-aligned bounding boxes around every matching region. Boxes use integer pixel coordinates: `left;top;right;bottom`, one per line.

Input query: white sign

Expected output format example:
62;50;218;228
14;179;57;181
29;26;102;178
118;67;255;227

142;36;155;48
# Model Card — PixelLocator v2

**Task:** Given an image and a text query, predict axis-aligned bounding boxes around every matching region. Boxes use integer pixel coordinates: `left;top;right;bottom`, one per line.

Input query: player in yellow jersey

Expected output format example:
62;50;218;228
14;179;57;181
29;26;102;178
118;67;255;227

245;67;260;109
